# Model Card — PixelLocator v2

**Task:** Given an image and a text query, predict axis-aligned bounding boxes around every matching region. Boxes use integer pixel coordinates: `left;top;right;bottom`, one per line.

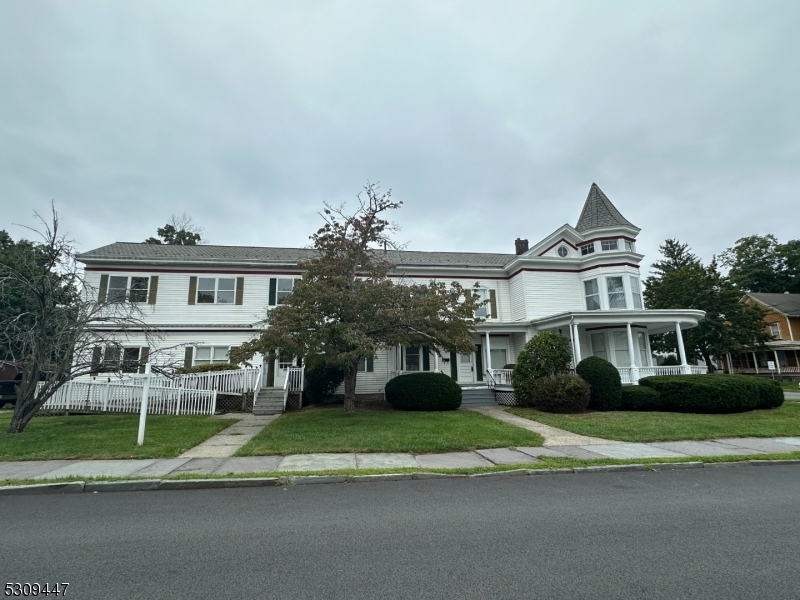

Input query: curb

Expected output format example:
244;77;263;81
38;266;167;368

2;459;799;497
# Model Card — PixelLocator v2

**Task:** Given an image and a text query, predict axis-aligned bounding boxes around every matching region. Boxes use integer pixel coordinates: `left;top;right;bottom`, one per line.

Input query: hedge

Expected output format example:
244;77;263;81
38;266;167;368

620;385;662;411
512;331;573;406
531;374;591;413
385;372;462;411
702;374;784;410
638;375;760;413
175;362;240;375
575;356;622;411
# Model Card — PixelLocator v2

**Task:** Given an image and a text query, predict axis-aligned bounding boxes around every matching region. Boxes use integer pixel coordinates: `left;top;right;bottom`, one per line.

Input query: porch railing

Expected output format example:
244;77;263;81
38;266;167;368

486;369;513;387
283;366;305;411
39;379;218;415
619;365;708;384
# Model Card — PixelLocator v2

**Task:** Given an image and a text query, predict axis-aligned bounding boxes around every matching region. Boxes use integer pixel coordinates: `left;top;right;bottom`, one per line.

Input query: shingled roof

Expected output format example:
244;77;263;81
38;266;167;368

747;293;800;317
76;242;516;269
575;183;637;232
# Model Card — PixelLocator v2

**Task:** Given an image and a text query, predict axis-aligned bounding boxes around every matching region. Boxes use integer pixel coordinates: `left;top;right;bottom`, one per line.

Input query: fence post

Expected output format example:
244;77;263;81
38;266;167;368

102;381;110;411
137;362;152;446
176;385;183;415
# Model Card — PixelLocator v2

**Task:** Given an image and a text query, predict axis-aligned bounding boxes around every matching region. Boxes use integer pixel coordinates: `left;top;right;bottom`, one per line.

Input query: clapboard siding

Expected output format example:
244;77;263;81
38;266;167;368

524;272;585;320
509;274;527;321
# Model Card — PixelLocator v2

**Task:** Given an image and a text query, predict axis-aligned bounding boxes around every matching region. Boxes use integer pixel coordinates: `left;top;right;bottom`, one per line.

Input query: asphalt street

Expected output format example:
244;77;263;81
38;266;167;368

3;466;799;599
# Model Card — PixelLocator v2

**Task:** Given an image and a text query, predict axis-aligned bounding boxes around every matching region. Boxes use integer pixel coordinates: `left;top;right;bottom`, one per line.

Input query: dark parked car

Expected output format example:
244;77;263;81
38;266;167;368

0;362;23;408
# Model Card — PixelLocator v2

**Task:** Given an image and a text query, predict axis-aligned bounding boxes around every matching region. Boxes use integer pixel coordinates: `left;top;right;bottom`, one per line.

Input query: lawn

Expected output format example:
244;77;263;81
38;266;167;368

507;403;800;443
0;412;236;460
779;380;800;393
236;406;544;455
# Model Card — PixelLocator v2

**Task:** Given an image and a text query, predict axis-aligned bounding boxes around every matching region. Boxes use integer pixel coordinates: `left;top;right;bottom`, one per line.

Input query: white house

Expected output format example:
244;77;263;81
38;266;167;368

75;183;706;408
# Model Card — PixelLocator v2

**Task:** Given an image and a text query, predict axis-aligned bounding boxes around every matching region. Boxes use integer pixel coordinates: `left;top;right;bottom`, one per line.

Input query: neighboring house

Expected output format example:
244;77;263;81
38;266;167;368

75;184;706;406
723;292;800;377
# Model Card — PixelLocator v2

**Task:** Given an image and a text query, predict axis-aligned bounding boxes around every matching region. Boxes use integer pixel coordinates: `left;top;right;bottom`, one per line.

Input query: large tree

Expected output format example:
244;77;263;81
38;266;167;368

720;234;799;293
1;208;154;434
644;239;772;370
145;213;206;245
232;183;483;411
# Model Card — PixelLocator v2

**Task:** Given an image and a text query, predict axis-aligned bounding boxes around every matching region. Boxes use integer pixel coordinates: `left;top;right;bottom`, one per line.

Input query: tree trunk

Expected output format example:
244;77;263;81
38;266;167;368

7;398;39;434
343;364;358;411
702;350;715;372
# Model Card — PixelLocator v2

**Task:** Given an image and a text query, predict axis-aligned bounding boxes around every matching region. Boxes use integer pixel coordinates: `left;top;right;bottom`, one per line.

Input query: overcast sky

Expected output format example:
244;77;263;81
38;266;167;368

2;1;798;274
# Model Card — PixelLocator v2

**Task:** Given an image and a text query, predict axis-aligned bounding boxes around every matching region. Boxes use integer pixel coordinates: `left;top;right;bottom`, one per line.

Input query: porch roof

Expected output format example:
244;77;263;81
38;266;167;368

530;309;705;335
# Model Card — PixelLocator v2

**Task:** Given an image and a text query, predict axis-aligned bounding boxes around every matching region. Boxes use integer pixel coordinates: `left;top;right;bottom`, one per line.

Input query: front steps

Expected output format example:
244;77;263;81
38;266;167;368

460;386;499;407
253;388;285;415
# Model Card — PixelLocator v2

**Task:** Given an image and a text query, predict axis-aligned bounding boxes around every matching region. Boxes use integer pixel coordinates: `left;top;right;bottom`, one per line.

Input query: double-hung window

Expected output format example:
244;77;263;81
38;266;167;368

405;346;421;371
601;239;619;251
590;333;608;361
107;276;149;303
580;242;595;256
197;278;235;304
357;356;375;372
102;346;142;373
277;279;294;304
194;346;231;365
473;289;489;317
769;323;781;340
630;276;643;309
636;330;650;366
625;240;635;252
584;279;601;311
606;276;627;309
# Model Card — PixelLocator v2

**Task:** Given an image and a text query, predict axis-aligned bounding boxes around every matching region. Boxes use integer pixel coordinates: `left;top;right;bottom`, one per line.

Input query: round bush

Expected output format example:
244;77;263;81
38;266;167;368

385;372;462;411
638;375;760;413
575;356;622;411
512;331;573;407
531;374;591;413
620;386;663;411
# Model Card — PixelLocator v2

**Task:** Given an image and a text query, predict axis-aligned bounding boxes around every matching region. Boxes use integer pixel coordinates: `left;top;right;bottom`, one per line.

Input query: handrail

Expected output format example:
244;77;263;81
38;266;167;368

485;369;497;391
252;366;263;409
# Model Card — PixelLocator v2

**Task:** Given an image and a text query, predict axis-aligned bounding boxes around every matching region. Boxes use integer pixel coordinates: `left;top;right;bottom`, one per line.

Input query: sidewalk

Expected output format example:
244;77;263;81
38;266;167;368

2;436;799;481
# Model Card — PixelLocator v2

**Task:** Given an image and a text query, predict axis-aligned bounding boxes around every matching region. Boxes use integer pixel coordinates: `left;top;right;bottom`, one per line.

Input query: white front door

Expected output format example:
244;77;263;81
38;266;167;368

274;350;294;387
458;352;475;383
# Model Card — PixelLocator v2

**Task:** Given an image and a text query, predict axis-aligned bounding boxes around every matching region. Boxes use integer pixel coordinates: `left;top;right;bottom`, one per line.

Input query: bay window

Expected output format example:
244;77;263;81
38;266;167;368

584;279;601;311
606;276;627;309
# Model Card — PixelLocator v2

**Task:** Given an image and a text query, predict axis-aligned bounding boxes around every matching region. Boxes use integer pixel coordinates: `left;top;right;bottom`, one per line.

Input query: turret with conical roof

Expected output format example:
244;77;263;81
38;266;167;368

575;183;637;232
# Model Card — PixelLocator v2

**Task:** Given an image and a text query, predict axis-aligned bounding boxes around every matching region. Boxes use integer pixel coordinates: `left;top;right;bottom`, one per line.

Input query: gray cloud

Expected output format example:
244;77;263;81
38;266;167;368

1;0;798;272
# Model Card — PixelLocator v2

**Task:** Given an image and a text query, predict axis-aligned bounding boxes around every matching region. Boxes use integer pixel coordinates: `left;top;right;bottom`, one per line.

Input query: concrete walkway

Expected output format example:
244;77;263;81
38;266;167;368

179;414;278;458
468;405;616;446
2;437;799;481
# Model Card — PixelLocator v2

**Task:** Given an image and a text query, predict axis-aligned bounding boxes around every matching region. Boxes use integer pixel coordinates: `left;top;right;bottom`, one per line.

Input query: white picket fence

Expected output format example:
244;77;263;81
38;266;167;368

39;378;218;416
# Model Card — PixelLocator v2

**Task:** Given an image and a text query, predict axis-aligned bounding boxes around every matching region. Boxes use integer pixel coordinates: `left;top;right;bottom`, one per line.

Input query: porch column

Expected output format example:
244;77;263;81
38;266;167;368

774;350;781;375
675;321;689;374
485;332;492;377
572;322;582;364
626;323;638;382
434;351;439;373
753;352;759;374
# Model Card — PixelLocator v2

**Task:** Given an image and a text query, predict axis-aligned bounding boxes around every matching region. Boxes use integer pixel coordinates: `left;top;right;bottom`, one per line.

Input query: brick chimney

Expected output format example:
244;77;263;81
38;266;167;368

515;238;529;255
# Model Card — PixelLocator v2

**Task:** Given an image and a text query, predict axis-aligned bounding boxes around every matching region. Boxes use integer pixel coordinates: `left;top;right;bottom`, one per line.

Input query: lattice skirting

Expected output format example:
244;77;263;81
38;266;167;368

216;394;253;413
285;391;302;412
494;390;518;406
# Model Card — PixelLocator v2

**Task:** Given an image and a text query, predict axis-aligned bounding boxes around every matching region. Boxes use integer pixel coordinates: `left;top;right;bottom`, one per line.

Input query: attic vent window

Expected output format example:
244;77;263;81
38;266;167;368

557;246;569;257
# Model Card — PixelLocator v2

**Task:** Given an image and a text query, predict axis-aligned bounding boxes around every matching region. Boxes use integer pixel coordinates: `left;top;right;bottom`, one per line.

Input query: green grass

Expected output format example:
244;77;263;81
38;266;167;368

236;406;544;455
0;412;236;460
780;380;800;393
507;403;800;443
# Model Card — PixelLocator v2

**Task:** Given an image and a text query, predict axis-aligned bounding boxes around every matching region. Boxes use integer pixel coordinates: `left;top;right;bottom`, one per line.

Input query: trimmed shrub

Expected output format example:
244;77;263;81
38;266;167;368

620;386;663;411
639;375;760;413
385;372;462;411
702;374;784;410
512;331;573;407
575;356;622;411
661;355;681;366
175;362;240;375
304;361;346;405
531;374;591;413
